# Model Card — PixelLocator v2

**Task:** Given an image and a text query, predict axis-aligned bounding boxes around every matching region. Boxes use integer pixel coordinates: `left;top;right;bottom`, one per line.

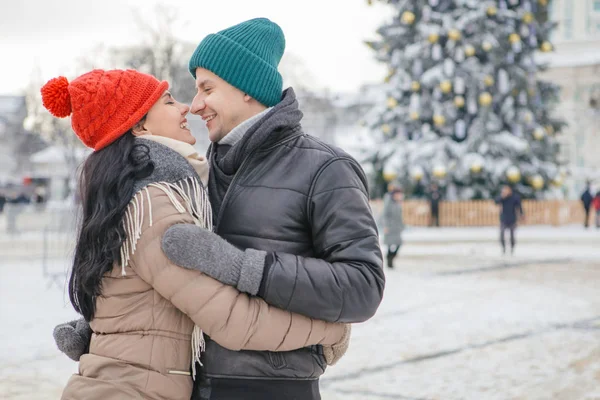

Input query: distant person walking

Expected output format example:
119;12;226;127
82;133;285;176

495;185;524;255
428;183;442;227
382;183;404;269
34;185;47;211
593;191;600;229
581;182;594;229
0;189;6;214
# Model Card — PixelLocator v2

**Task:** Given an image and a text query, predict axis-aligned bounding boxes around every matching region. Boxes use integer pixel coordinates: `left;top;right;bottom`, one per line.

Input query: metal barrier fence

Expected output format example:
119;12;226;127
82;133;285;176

0;204;77;288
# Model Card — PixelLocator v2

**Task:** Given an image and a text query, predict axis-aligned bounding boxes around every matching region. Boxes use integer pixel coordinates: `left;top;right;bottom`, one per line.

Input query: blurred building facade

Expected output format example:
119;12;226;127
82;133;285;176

0;96;26;184
540;0;600;196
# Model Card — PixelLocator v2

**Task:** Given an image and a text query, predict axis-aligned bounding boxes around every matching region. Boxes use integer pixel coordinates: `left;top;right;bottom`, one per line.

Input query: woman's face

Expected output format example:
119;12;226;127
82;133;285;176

137;91;195;145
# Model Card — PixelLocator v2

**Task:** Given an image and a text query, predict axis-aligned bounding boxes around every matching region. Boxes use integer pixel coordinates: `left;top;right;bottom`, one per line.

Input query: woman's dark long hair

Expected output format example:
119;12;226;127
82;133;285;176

69;129;154;321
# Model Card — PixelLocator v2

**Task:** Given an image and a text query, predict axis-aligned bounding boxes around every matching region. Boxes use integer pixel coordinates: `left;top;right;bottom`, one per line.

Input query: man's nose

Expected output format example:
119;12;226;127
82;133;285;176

191;96;205;115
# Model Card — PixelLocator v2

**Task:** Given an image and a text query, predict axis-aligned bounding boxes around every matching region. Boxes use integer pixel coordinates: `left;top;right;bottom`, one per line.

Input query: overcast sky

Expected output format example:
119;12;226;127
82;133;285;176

0;0;391;95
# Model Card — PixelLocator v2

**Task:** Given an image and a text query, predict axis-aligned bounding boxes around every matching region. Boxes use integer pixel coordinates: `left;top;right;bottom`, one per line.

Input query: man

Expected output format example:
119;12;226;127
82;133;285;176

53;18;384;400
428;183;441;227
581;182;593;228
495;185;524;255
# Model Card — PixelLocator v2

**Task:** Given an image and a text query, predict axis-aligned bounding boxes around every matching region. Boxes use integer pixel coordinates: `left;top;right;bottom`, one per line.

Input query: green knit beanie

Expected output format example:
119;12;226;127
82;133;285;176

189;18;285;107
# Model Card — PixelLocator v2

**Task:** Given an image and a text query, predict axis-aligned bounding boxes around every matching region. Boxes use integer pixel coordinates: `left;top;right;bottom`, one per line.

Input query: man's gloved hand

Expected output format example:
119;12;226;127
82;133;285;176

162;224;267;295
53;318;92;361
323;324;351;366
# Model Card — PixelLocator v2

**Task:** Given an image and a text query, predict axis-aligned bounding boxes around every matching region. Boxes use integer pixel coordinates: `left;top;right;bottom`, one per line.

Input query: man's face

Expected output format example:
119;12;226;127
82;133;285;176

502;186;512;197
191;67;252;143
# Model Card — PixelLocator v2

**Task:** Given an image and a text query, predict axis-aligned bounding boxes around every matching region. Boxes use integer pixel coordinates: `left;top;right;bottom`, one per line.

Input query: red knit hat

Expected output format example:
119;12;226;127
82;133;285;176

41;69;168;151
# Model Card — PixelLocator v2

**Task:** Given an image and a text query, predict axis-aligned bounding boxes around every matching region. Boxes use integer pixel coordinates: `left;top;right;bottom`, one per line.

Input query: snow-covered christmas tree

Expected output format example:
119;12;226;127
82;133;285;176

362;0;565;200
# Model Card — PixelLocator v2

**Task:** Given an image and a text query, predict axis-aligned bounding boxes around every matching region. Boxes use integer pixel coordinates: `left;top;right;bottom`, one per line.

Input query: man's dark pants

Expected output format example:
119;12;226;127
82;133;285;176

584;206;591;228
500;222;516;253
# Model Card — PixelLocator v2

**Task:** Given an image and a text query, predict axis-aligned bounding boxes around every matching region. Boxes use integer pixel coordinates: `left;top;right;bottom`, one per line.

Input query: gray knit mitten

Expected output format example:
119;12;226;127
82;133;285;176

53;318;92;361
162;224;267;295
323;324;352;366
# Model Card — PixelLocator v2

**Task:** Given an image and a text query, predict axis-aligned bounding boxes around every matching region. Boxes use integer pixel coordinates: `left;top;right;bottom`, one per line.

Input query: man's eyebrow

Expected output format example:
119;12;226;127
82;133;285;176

197;79;214;89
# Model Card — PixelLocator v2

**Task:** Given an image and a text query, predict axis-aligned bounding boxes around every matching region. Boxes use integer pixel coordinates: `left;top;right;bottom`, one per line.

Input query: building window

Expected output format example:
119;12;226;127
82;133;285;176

563;1;573;40
589;0;600;36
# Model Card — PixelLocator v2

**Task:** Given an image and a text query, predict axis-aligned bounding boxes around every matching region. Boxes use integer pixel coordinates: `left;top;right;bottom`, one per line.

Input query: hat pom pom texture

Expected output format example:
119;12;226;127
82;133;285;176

41;76;72;118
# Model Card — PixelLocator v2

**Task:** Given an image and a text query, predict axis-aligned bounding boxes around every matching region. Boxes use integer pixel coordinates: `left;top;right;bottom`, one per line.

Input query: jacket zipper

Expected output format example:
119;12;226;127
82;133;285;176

214;132;303;232
167;370;191;376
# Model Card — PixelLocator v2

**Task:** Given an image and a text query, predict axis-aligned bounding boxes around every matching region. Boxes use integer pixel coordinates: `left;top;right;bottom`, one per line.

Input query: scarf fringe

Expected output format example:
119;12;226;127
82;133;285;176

119;176;212;378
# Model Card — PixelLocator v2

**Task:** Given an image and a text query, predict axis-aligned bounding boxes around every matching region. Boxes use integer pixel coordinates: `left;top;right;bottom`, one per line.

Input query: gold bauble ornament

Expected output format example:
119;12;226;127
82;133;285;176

470;161;483;174
428;33;439;44
464;44;476;57
433;165;447;179
387;97;398;109
484;75;495;87
506;167;521;183
479;92;493;106
439;80;452;93
540;41;553;52
402;11;416;25
411;81;421;91
551;176;563;187
454;96;465;108
384;68;395;83
367;0;373;5
522;12;534;24
531;175;544;190
433;114;446;127
448;29;461;41
383;171;397;182
409;111;420;120
411;166;424;181
538;0;548;6
533;127;546;140
486;6;498;16
482;41;493;52
509;33;521;44
381;124;391;134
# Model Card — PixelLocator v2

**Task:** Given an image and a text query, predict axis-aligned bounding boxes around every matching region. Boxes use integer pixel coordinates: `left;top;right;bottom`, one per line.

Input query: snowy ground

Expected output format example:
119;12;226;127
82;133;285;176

1;215;599;399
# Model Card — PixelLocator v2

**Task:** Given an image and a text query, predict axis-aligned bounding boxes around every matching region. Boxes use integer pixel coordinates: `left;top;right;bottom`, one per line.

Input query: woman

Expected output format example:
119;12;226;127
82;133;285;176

593;190;600;229
382;183;404;269
41;69;349;400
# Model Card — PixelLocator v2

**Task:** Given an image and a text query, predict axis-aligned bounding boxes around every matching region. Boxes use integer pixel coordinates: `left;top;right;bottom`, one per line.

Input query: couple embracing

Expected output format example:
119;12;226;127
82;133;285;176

44;17;385;400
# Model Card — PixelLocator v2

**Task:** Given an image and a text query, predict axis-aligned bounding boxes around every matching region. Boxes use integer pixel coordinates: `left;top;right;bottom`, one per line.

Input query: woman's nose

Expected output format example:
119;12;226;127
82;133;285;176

181;103;190;115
